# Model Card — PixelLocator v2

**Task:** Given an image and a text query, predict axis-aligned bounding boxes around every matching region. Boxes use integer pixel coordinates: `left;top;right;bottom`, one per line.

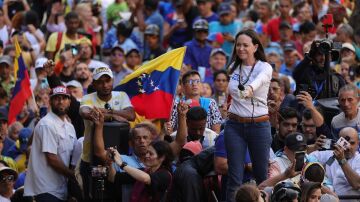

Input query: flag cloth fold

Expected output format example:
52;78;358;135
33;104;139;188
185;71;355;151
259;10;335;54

114;47;186;119
8;38;32;124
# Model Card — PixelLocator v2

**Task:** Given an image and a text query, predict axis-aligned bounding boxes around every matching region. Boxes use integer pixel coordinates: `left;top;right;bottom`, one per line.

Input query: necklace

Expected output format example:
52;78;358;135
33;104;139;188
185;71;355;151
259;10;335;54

238;61;257;91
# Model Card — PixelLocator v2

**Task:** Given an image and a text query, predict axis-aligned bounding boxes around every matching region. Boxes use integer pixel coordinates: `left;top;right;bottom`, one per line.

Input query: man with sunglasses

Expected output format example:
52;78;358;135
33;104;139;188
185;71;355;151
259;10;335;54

308;127;360;199
184;19;212;70
0;166;17;202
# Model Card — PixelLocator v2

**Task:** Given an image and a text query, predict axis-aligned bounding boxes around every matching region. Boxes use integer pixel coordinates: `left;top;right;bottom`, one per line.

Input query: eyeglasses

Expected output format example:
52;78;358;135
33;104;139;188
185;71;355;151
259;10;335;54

0;175;15;183
185;79;201;85
104;103;111;110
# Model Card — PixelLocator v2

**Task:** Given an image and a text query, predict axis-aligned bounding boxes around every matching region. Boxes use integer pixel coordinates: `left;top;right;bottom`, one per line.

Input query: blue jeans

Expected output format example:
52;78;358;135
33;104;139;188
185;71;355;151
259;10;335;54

34;193;65;202
224;120;272;202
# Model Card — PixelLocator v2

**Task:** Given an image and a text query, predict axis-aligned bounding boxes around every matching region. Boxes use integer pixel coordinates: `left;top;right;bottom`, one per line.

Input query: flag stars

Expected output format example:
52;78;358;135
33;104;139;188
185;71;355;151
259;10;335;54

150;80;154;87
154;86;159;91
139;88;146;93
137;80;142;86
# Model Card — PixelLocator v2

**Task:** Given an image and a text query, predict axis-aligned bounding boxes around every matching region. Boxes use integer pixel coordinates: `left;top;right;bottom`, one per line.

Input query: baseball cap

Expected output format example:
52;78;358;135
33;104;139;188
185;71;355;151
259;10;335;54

193;19;209;31
207;33;224;45
66;80;82;88
285;132;307;151
283;42;296;52
18;128;32;152
341;43;355;53
50;86;71;98
0;55;13;66
35;57;48;70
210;48;227;57
144;24;160;36
183;141;203;155
79;37;92;46
279;21;292;29
0;167;18;181
218;3;231;16
93;66;113;80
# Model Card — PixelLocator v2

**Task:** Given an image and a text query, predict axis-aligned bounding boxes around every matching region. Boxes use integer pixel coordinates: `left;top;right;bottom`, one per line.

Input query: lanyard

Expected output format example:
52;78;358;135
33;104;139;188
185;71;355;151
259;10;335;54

313;81;325;98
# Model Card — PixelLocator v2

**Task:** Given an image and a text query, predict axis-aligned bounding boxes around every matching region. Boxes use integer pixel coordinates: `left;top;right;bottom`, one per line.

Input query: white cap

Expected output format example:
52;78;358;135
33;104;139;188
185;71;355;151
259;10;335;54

341;43;355;53
93;66;113;80
66;80;82;88
0;166;18;180
35;57;48;69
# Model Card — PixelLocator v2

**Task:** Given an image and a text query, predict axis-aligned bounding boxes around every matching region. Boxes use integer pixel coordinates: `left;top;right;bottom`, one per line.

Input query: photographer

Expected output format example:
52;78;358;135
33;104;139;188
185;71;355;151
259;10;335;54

293;40;346;99
308;127;360;199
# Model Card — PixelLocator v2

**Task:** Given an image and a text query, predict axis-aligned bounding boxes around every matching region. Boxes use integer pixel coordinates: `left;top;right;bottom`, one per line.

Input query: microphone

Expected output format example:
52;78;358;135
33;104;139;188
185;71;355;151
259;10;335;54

238;84;245;91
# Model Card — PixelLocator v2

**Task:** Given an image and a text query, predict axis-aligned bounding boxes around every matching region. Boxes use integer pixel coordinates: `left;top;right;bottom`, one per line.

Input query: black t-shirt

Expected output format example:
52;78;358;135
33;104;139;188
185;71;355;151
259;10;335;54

271;133;285;153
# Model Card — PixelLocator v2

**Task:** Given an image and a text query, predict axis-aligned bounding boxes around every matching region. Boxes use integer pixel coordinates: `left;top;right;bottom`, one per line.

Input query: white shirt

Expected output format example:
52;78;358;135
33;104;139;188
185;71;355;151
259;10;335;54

170;128;218;149
309;150;360;201
0;195;10;202
24;112;76;200
0;25;9;47
228;61;272;117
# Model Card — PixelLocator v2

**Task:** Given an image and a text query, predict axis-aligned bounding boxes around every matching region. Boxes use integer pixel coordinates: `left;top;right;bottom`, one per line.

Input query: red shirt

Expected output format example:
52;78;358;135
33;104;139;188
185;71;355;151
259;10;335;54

266;17;297;42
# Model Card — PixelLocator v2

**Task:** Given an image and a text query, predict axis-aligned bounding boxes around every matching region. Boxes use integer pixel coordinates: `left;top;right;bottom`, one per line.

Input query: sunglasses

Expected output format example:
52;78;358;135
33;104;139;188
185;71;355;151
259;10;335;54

0;175;15;183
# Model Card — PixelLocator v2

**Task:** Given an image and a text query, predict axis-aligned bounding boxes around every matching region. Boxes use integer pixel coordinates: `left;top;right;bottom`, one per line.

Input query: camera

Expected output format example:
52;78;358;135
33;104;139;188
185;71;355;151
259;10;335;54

91;166;108;178
310;39;341;61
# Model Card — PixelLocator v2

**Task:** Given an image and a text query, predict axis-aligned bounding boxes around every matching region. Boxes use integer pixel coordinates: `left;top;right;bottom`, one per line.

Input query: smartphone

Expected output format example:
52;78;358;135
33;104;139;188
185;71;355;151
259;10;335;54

271;63;276;72
336;137;350;150
322;138;336;150
295;151;306;172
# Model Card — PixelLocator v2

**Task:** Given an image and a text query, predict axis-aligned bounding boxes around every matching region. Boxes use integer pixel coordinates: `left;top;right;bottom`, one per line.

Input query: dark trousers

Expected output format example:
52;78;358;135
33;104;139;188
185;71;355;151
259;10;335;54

80;160;92;201
224;120;272;202
34;193;66;202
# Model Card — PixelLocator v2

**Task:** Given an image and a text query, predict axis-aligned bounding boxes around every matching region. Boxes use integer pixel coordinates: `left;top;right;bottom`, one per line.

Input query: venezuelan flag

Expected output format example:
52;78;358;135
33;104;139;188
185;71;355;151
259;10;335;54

114;47;186;119
8;38;32;124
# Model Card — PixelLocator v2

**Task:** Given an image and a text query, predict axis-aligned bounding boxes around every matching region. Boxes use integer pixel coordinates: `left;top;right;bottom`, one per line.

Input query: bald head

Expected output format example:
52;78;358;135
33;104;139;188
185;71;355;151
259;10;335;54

339;127;358;141
339;127;359;159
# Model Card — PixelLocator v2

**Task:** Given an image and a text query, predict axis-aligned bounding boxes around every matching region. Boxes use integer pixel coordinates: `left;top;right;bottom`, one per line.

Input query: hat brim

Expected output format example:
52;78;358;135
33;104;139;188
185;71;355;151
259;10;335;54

93;72;113;80
0;167;18;180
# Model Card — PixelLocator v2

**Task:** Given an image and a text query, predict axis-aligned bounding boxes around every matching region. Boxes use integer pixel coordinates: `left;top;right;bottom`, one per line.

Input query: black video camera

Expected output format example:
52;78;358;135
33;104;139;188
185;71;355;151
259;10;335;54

309;39;342;62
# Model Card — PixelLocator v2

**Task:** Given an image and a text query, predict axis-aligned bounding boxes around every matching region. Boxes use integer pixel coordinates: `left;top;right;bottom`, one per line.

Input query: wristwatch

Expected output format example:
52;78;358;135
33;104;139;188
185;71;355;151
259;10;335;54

120;162;128;170
338;158;347;166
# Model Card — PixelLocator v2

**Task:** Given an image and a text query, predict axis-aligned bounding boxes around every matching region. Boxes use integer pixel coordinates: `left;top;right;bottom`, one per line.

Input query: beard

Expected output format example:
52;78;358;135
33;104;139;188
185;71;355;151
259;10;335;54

52;106;69;116
76;77;88;83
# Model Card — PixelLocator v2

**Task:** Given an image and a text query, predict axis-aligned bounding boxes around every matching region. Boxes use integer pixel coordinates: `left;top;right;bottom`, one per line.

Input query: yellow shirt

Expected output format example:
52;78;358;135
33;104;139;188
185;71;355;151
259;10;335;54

45;32;83;62
80;91;133;163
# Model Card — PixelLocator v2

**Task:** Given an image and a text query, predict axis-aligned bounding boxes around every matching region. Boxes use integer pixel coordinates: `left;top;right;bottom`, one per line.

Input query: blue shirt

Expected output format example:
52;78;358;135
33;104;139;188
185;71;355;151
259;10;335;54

279;60;300;76
184;39;212;70
194;13;219;24
102;27;143;51
209;21;242;55
112;38;138;55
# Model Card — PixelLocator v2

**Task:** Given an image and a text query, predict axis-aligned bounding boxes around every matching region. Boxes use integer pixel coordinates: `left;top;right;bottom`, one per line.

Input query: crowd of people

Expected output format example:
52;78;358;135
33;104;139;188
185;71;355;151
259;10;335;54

0;0;360;201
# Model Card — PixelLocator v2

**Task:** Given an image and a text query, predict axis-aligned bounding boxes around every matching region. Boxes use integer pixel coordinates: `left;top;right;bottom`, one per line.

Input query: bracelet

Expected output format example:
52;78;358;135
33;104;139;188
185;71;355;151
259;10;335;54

338;158;347;166
119;162;128;170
